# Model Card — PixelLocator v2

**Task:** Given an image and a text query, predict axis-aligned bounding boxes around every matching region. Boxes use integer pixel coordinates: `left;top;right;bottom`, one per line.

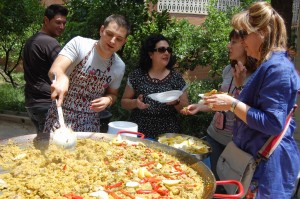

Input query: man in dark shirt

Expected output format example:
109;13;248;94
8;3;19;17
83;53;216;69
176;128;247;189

23;4;68;135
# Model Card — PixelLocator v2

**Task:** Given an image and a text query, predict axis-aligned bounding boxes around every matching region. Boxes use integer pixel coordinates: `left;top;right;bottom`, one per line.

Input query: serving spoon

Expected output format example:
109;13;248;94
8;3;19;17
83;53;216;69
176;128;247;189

52;75;77;149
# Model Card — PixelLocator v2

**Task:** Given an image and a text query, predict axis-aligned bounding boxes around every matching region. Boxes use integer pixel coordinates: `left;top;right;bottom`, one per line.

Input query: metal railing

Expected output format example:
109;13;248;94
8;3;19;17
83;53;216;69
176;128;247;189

157;0;239;15
157;0;299;27
293;0;300;27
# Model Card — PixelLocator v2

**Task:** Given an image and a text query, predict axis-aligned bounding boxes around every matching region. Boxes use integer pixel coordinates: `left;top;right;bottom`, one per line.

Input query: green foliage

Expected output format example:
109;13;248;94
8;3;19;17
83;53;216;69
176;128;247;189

162;19;204;72
0;0;44;87
195;1;234;77
62;0;146;43
0;73;25;112
178;113;213;138
0;0;42;36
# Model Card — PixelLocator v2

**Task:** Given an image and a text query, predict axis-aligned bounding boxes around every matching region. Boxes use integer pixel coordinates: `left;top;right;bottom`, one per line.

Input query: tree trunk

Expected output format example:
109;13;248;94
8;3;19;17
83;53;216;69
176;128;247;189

271;0;293;46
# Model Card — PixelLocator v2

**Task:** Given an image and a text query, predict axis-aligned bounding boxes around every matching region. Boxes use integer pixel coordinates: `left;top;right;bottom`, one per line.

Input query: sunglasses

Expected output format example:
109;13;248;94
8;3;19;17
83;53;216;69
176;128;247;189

153;47;173;53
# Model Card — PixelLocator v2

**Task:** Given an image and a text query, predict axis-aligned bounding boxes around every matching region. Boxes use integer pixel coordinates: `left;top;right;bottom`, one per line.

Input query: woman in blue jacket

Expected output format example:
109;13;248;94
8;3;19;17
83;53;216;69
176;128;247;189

204;2;300;198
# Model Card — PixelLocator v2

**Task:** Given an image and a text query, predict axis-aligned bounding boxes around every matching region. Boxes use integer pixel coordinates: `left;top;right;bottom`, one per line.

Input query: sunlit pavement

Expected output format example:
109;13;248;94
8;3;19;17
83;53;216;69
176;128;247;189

0;113;35;140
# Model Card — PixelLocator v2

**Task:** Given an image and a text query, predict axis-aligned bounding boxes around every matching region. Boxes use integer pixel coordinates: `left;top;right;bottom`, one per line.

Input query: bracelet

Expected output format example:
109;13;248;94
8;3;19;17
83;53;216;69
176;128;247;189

230;99;239;112
107;96;113;107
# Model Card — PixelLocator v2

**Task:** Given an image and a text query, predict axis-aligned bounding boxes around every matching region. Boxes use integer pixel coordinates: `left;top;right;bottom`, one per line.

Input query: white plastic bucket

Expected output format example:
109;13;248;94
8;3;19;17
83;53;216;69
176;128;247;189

107;121;138;137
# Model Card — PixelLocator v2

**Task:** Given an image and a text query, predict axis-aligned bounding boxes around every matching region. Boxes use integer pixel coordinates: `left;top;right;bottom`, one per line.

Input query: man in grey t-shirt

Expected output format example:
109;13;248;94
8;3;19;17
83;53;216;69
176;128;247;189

23;4;68;135
44;15;131;133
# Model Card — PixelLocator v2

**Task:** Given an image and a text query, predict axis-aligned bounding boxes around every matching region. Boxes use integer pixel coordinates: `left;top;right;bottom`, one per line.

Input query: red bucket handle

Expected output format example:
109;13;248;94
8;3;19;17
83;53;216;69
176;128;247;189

116;130;145;139
213;180;244;199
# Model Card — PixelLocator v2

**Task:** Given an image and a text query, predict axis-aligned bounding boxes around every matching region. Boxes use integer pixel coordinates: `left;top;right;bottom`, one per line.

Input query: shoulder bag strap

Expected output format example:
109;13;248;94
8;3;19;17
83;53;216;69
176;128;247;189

258;104;298;160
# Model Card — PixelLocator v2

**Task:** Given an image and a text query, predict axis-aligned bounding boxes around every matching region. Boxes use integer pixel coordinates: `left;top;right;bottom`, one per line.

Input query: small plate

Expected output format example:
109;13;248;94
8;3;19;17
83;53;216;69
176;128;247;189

198;94;204;98
148;90;183;103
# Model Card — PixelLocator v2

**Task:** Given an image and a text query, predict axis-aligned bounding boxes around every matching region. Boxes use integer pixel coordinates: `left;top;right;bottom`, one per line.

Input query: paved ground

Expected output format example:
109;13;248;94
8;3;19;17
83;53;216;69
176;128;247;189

0;112;111;140
0;114;35;140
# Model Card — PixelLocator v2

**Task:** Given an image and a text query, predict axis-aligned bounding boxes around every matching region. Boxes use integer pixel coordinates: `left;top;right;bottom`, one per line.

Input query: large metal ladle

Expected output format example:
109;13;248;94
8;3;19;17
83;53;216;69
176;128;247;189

52;75;77;149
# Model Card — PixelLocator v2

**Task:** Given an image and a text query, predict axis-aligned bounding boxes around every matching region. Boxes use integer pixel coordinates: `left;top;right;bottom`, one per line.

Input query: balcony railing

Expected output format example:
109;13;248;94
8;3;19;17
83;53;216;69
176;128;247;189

293;0;299;27
157;0;240;15
157;0;299;27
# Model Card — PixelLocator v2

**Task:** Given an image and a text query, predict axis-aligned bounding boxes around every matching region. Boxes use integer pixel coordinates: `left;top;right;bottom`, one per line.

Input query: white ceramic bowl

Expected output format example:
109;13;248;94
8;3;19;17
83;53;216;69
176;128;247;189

107;121;138;137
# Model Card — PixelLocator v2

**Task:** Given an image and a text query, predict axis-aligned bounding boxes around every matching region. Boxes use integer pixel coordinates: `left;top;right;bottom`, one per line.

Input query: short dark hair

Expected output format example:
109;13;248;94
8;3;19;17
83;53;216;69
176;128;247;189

229;29;241;41
139;33;176;73
103;14;131;37
44;4;68;21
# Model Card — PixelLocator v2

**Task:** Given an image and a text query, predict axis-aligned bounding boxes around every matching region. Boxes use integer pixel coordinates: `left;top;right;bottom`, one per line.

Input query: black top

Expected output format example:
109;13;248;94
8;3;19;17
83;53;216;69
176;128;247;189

23;32;61;107
128;68;187;138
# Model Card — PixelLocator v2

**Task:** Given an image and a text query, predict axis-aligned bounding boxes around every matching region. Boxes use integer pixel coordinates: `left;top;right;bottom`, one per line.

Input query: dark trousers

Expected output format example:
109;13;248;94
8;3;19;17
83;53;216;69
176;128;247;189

26;104;51;134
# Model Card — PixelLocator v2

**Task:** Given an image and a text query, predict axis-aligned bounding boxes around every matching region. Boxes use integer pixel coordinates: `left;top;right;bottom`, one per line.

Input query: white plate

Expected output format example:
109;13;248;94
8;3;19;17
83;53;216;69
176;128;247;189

198;93;204;98
148;90;183;103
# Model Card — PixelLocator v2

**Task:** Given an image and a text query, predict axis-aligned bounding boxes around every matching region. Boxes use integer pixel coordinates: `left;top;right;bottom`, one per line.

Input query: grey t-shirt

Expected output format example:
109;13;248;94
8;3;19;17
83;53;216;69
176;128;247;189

59;36;125;90
207;65;237;145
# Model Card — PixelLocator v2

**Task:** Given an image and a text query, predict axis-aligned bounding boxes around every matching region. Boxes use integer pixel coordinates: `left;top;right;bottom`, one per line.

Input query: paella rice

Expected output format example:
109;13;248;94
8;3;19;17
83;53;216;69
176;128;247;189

0;136;205;199
158;135;210;154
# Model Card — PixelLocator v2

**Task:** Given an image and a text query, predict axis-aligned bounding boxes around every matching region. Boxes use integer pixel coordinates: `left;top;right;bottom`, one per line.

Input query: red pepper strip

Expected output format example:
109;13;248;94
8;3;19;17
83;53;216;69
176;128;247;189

63;192;74;199
166;160;174;164
145;148;152;153
151;183;169;196
139;176;161;184
63;164;67;170
125;170;133;175
116;141;127;146
105;190;123;199
105;181;123;189
148;166;155;171
63;192;84;199
156;189;169;196
173;164;183;172
151;183;161;190
136;189;156;194
176;172;185;176
72;196;84;199
140;160;155;167
162;174;175;179
120;190;135;199
147;177;161;183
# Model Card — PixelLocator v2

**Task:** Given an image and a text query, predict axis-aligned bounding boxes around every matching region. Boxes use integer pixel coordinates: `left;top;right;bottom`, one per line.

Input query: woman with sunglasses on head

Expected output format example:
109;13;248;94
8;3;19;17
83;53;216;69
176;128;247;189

182;29;254;182
121;33;189;139
203;2;300;198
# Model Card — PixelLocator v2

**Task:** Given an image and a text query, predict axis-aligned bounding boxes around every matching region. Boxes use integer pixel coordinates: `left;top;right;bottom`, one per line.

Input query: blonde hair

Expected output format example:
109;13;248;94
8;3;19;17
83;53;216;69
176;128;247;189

231;2;287;65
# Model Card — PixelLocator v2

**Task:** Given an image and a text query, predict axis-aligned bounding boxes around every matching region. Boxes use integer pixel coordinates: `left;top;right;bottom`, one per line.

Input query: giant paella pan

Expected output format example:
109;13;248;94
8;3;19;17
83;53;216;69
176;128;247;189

0;132;243;199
